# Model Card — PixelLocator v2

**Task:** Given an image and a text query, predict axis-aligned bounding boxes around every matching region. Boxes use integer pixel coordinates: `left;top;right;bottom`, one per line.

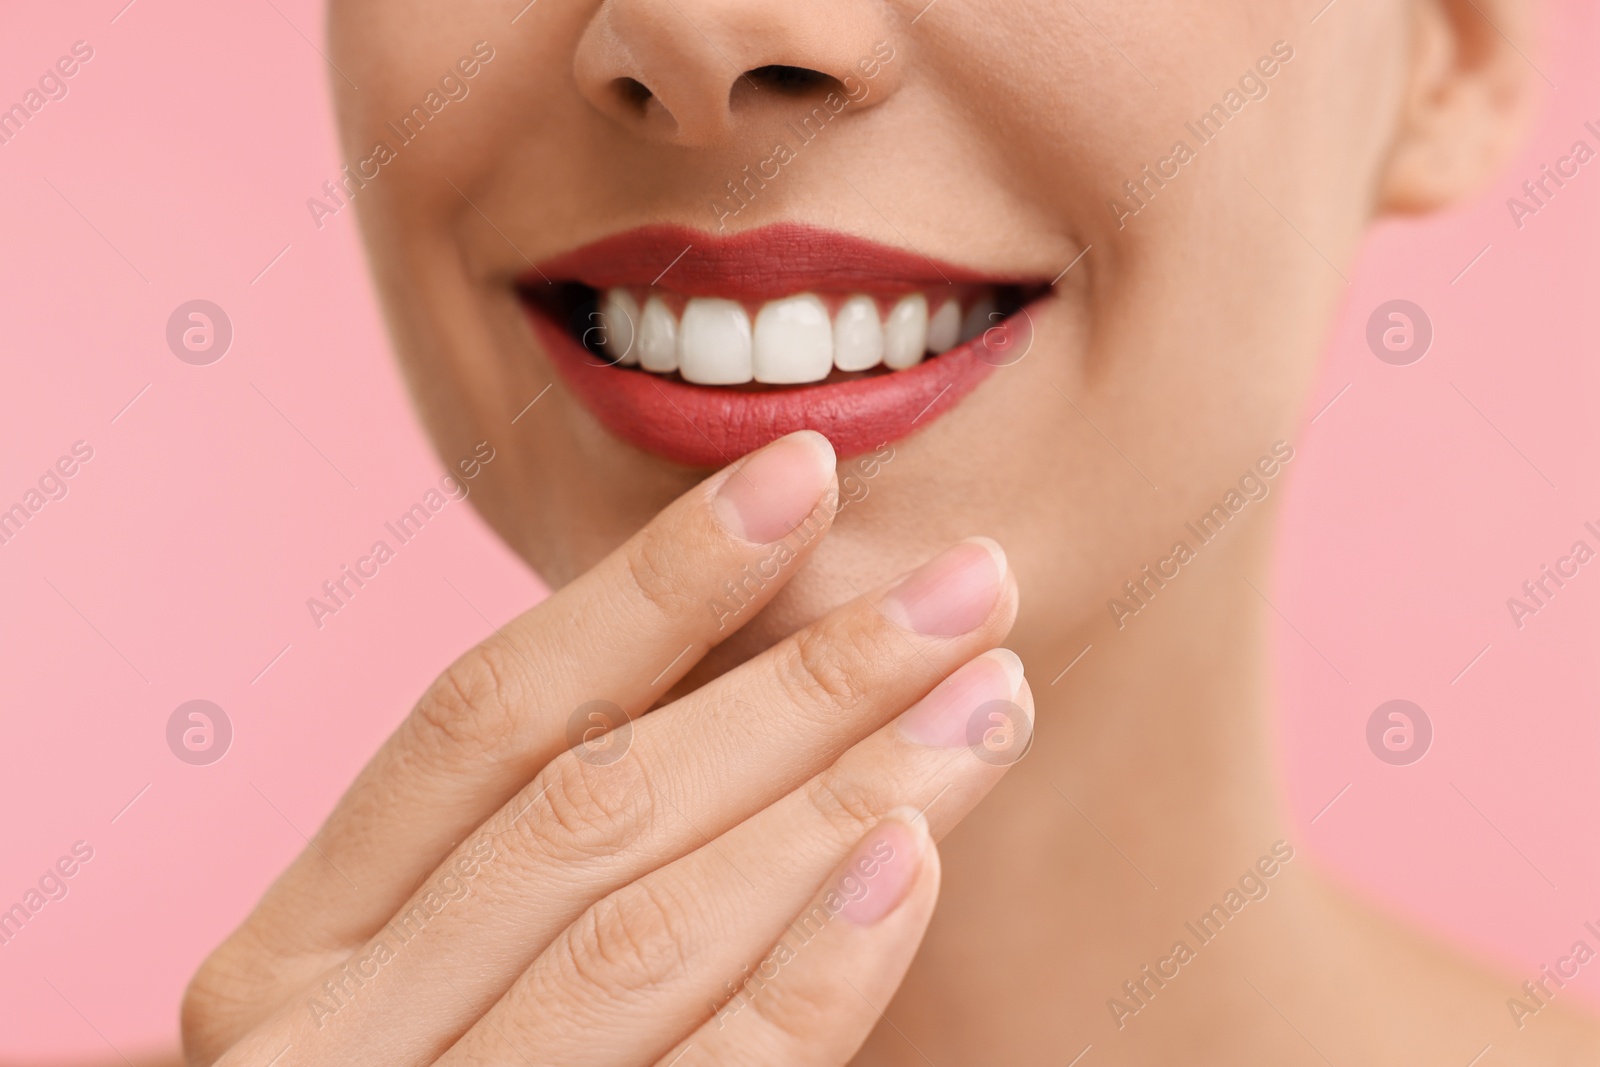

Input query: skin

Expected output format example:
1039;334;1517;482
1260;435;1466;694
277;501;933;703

161;0;1600;1064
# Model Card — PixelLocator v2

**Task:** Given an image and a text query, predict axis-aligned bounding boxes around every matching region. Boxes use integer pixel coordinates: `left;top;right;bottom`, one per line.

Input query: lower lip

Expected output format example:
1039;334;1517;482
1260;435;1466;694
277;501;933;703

525;308;1002;468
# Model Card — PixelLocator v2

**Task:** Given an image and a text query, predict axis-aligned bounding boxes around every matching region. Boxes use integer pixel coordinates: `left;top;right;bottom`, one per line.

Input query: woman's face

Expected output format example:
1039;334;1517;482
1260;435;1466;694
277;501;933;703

328;0;1407;662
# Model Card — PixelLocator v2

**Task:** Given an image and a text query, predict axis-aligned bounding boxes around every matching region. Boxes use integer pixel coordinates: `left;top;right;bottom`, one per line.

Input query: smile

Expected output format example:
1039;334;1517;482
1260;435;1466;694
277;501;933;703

518;224;1050;467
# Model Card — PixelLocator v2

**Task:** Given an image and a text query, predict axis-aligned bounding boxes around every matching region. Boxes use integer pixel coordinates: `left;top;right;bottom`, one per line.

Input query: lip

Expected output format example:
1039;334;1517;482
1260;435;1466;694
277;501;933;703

526;222;1037;302
518;224;1046;468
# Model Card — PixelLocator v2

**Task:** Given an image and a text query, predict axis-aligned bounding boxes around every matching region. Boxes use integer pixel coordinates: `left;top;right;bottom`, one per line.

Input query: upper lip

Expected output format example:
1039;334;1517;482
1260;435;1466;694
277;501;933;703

522;222;1047;300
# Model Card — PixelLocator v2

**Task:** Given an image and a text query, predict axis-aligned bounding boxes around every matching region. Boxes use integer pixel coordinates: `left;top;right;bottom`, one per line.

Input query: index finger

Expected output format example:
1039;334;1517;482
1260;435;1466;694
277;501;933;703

246;431;840;956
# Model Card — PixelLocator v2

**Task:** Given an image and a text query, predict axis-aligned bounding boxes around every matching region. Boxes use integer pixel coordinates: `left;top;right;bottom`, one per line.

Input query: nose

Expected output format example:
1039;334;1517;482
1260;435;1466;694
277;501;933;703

573;0;904;147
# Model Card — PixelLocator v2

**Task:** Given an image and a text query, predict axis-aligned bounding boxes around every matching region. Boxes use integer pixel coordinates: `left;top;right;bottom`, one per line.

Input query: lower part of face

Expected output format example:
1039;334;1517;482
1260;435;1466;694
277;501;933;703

329;0;1404;659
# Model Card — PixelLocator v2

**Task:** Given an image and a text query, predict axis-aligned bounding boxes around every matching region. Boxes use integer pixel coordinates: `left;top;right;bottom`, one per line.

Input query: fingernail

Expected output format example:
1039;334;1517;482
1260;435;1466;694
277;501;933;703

835;809;927;926
712;431;836;544
897;649;1028;749
881;538;1006;636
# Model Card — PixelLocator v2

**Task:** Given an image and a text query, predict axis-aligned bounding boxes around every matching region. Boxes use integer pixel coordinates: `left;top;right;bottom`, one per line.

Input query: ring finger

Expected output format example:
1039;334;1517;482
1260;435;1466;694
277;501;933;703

438;649;1033;1067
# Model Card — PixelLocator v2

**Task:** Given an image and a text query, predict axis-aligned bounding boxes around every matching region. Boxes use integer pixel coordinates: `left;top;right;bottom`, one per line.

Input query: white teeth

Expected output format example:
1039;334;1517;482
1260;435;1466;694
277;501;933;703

961;295;998;344
601;289;639;365
882;293;928;370
833;295;884;372
753;294;833;384
605;288;999;384
637;296;679;373
927;299;961;354
678;298;753;385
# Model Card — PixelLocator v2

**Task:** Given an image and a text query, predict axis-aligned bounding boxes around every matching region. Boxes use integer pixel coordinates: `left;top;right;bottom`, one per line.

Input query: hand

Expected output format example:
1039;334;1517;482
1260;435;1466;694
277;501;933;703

182;430;1030;1067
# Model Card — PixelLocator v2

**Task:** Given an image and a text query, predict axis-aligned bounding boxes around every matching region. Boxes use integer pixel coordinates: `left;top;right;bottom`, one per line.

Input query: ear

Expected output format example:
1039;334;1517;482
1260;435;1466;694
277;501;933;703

1377;0;1542;214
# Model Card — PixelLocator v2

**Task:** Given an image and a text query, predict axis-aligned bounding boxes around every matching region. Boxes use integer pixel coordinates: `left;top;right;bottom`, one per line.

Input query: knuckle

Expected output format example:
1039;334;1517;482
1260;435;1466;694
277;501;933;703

776;620;881;719
412;643;526;762
180;952;241;1065
519;748;655;863
803;764;883;844
181;928;338;1066
560;881;695;998
746;965;845;1050
619;532;697;619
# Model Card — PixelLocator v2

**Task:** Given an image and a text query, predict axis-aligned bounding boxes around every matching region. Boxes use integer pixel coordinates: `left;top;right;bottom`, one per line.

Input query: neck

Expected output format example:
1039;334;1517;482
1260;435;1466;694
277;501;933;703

890;505;1299;1053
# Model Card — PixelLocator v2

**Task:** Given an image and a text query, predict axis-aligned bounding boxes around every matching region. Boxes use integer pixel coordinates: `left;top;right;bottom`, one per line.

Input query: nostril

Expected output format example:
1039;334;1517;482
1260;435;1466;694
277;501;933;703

743;64;836;96
611;76;654;114
730;64;846;115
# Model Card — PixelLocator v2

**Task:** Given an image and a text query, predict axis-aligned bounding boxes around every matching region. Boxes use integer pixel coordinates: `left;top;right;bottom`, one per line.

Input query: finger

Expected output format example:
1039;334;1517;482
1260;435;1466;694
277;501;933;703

440;650;1030;1067
669;813;941;1067
258;551;1017;1066
196;436;839;1019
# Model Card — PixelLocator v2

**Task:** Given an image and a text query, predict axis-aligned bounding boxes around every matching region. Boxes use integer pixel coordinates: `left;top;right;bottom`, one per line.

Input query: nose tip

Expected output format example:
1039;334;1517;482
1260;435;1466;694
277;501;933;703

573;0;902;147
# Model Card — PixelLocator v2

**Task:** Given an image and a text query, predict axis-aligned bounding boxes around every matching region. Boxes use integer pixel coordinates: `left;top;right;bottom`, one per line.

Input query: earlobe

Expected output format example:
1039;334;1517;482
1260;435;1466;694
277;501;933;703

1376;0;1540;215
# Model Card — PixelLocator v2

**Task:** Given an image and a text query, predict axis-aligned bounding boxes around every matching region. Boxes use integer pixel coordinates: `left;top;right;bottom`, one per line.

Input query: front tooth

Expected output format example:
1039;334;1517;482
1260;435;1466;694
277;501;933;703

882;293;928;370
637;296;679;373
927;299;961;354
961;295;998;343
833;295;884;372
601;289;639;365
754;294;833;384
679;298;753;384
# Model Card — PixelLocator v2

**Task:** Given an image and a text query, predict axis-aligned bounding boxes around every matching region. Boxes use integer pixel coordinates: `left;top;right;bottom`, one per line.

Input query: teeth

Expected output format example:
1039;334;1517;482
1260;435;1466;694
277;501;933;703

754;294;833;384
637;295;679;373
961;295;998;344
927;299;961;354
600;289;639;365
833;295;884;372
678;298;753;385
601;287;1005;384
882;293;928;370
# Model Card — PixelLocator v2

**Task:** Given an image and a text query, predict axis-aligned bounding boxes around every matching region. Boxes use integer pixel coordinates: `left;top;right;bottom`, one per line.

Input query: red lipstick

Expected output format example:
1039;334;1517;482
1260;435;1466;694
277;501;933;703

519;224;1044;468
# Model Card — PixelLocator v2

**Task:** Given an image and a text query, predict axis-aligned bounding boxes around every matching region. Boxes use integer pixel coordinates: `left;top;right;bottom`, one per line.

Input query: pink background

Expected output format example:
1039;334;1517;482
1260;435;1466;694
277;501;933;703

0;1;1596;1059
